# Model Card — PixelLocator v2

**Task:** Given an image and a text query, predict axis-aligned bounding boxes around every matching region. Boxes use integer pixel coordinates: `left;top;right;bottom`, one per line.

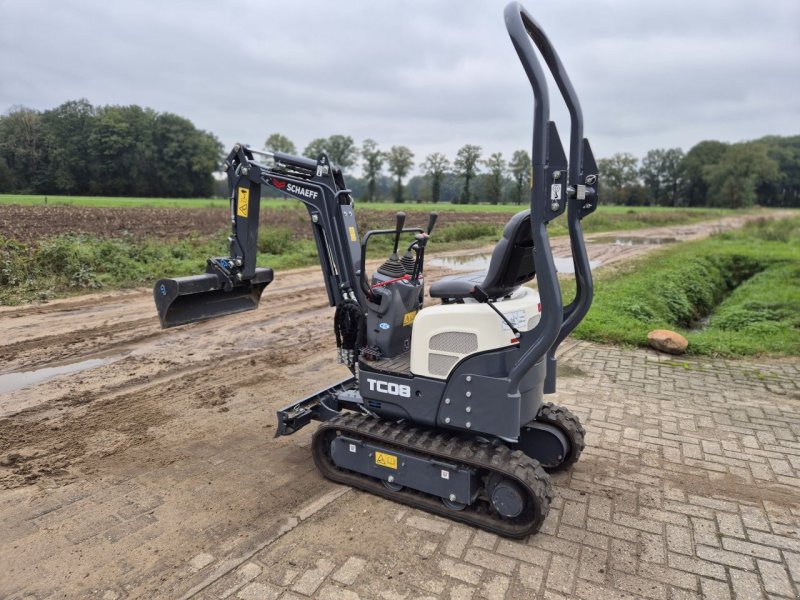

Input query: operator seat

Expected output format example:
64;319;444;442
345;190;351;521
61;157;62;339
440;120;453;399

429;209;535;302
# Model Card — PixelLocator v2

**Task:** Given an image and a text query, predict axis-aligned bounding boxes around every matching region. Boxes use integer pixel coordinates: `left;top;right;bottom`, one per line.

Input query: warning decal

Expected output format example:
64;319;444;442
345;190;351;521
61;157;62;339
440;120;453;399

237;187;249;218
375;451;398;470
403;310;417;327
349;226;357;242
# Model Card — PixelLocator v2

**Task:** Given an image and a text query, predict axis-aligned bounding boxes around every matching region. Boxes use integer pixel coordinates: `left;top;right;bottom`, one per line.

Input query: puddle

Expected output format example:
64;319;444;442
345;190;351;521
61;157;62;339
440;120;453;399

0;357;117;395
429;254;492;271
429;254;600;274
553;257;601;273
592;236;677;246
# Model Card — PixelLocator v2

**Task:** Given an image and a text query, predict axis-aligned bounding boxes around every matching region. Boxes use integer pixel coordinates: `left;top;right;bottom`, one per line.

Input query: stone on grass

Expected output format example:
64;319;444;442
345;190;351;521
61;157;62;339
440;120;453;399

647;329;688;355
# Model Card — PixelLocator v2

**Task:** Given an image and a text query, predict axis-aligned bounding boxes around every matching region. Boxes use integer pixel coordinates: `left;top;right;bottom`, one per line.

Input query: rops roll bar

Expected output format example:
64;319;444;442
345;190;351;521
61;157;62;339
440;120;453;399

503;2;599;394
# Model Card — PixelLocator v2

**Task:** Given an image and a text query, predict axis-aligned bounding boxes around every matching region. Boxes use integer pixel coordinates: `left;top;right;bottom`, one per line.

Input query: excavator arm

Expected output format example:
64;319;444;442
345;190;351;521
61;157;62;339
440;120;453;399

154;144;364;327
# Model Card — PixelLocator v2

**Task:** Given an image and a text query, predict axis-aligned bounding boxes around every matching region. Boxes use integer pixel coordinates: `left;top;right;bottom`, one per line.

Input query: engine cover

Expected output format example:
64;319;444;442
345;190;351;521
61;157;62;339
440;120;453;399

410;286;541;379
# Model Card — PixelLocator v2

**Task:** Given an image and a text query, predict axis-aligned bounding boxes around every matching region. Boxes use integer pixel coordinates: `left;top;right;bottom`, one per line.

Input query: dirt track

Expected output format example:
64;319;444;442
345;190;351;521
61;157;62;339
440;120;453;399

0;212;776;597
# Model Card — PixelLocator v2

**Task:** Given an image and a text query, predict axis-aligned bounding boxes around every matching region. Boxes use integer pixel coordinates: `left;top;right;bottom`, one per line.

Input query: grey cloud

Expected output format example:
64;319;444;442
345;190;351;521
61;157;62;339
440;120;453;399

1;0;798;176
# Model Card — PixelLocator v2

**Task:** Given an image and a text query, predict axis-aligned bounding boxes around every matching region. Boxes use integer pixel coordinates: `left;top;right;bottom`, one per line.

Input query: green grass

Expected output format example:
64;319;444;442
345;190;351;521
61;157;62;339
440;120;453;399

0;194;231;208
569;217;800;356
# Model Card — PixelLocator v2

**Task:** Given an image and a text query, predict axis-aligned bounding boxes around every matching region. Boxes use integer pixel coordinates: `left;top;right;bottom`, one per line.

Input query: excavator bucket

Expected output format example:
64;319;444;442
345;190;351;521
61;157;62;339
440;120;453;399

153;267;273;328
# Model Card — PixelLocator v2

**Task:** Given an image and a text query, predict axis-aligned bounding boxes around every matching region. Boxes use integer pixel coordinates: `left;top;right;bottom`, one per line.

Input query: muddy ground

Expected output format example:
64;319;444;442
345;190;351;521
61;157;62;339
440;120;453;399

0;212;776;598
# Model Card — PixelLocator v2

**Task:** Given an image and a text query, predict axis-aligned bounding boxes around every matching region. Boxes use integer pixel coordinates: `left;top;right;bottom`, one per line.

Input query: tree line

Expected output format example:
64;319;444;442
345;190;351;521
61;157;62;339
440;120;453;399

0;100;222;197
2;99;798;207
266;132;531;205
599;136;800;208
269;133;800;208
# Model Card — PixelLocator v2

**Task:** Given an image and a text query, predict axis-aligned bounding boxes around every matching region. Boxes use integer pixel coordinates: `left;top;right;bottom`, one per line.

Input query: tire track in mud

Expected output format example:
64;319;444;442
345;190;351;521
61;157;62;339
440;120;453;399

0;303;337;489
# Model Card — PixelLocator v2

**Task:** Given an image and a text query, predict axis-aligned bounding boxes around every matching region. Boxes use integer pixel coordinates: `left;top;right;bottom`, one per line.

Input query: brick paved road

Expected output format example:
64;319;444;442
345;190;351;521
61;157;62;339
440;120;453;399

181;342;800;600
4;342;799;599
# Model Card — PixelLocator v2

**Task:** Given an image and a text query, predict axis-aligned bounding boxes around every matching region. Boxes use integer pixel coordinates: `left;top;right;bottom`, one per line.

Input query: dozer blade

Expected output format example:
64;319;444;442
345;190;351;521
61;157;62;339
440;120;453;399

153;267;273;328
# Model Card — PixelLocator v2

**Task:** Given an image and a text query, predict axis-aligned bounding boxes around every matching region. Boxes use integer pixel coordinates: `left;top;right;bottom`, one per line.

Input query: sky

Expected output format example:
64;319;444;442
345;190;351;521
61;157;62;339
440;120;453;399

2;0;799;177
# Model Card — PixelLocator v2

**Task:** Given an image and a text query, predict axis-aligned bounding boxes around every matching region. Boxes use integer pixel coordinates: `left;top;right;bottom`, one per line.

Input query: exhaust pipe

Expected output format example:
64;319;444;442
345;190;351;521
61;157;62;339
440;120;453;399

154;266;273;328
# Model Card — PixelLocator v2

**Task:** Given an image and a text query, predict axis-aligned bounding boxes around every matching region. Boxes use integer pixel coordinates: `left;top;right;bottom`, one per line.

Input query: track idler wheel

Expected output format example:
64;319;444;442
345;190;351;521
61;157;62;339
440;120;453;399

487;474;526;519
518;403;586;472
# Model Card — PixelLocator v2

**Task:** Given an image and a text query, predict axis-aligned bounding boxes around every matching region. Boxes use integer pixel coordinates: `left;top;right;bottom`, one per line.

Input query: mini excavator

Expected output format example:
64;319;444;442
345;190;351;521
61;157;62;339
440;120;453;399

154;2;599;538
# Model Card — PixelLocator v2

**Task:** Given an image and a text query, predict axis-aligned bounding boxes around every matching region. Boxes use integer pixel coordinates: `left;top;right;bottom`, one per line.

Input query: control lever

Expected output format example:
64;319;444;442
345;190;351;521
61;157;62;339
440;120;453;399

426;212;439;235
390;212;406;260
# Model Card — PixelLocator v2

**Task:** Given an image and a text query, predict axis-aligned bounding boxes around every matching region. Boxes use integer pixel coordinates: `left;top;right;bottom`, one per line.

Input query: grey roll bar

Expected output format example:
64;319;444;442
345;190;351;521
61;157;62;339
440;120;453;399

504;2;596;393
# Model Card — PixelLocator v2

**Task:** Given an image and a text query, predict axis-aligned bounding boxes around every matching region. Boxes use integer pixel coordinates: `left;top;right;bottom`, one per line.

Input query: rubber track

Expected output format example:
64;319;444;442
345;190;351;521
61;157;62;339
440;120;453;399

312;412;554;538
537;402;586;471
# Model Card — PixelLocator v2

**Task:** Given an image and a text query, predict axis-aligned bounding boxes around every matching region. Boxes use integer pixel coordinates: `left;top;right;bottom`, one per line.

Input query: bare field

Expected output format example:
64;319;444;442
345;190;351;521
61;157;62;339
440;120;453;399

0;204;517;244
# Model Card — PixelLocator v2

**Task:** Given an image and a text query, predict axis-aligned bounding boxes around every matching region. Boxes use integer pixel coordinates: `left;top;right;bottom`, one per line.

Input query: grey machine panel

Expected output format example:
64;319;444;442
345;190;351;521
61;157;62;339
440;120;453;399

330;435;477;504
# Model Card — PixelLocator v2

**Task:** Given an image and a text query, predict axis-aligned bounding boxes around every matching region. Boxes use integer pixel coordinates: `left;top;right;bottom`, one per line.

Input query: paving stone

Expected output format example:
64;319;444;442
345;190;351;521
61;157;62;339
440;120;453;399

636;563;698;591
666;524;693;555
667;553;727;581
496;539;549;566
237;582;282;600
291;558;335;596
332;557;366;586
443;527;473;559
784;550;800;582
218;563;263;599
518;564;545;591
695;545;755;570
406;515;450;535
720;538;782;562
479;574;510;600
316;585;360;600
464;548;516;575
578;547;608;584
438;556;483;585
612;572;667;600
699;578;732;600
448;583;475;600
757;559;794;597
545;554;578;594
729;568;764;600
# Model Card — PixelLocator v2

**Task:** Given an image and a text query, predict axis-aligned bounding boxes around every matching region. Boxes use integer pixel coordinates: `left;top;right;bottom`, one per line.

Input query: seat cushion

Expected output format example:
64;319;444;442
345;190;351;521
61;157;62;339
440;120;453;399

429;272;485;300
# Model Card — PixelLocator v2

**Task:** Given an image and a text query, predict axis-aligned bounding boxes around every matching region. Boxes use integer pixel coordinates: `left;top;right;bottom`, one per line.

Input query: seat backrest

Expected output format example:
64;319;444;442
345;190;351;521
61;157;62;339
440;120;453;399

481;209;536;299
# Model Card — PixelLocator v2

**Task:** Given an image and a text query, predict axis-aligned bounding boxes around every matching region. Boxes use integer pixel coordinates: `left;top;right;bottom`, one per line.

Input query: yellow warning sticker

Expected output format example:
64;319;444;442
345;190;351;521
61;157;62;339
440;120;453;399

375;451;397;470
403;310;417;327
237;187;249;218
349;226;357;242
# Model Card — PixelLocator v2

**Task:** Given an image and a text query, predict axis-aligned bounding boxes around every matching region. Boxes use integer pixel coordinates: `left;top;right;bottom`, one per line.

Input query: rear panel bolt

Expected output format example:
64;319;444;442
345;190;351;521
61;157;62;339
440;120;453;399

449;494;456;502
466;422;471;428
466;391;471;398
444;417;451;424
551;201;560;211
466;406;471;413
388;475;395;483
553;171;561;180
466;376;472;383
444;398;451;405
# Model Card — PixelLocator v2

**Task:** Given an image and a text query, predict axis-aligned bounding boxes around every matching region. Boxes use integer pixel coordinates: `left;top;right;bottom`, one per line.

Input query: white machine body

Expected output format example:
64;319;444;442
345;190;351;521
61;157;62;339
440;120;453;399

410;286;541;380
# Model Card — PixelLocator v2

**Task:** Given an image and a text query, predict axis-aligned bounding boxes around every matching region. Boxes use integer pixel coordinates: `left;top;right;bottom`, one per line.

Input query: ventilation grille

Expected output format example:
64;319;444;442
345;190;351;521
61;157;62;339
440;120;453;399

428;353;459;377
429;332;478;354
